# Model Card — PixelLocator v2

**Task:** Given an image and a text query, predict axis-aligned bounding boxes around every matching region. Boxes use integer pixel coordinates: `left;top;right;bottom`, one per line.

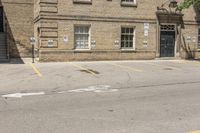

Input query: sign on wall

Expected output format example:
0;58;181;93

143;40;148;48
64;35;68;44
144;23;150;37
144;30;149;36
30;37;36;45
192;37;196;43
143;23;150;47
91;41;96;48
144;23;150;30
48;40;54;47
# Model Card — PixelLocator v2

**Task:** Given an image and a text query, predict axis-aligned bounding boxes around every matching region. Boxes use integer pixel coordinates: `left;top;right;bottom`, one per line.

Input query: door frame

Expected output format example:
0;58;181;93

156;23;180;58
0;6;4;33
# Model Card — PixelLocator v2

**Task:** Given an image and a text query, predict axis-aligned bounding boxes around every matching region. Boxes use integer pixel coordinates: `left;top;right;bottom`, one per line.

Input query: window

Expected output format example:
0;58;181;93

121;27;135;49
74;26;90;49
73;0;92;4
121;0;137;7
198;29;200;49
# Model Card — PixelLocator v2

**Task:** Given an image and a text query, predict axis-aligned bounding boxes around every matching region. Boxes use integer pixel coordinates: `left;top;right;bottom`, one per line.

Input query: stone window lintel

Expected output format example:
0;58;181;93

121;1;137;7
73;0;92;4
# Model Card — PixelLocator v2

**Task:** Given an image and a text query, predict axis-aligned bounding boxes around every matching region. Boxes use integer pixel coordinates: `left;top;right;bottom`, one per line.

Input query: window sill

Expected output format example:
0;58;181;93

121;2;137;7
73;0;92;4
120;49;136;52
74;49;91;52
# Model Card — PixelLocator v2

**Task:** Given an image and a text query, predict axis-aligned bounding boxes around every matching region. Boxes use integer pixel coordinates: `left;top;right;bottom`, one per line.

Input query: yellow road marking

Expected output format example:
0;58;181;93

107;62;143;72
68;62;97;76
29;63;43;77
145;62;181;70
188;130;200;133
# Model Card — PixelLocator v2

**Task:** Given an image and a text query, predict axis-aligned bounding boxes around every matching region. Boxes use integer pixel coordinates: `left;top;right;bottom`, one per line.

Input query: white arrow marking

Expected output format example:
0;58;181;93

2;92;45;98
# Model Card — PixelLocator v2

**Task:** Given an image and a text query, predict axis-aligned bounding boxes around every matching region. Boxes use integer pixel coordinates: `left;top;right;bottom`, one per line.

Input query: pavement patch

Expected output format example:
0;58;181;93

164;67;174;70
80;69;100;74
68;62;98;76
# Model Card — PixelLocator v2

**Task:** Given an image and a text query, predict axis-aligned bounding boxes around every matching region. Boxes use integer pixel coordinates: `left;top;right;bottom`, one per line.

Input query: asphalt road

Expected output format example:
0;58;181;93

0;60;200;133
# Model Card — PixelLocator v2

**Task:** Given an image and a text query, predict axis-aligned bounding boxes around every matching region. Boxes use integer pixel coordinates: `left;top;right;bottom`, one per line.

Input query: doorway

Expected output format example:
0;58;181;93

0;6;3;32
160;25;176;57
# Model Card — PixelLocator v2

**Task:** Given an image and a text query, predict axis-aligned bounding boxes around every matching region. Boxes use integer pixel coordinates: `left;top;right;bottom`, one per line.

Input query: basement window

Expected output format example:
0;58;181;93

121;0;137;7
73;0;92;4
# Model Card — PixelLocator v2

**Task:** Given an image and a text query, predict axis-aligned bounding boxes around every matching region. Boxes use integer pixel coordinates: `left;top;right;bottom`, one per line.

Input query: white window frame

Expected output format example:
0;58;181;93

120;26;136;50
74;25;91;50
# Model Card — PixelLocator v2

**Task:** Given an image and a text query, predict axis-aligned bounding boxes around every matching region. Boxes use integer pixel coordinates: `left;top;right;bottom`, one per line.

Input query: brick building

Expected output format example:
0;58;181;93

0;0;33;61
0;0;200;61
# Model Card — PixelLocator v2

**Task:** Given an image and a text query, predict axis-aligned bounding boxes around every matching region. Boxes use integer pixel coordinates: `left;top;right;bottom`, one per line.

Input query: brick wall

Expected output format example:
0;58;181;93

34;0;200;61
1;0;34;58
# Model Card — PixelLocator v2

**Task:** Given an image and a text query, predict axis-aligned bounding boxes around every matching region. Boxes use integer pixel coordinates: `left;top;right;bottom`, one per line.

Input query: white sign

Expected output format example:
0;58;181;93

91;41;96;48
64;35;68;43
48;40;54;47
192;37;196;43
186;36;191;43
144;29;149;36
30;37;36;45
144;23;150;30
143;40;148;47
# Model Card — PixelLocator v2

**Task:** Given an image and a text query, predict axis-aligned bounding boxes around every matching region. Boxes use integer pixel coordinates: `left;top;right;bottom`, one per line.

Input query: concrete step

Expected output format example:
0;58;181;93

0;59;9;63
0;54;8;58
0;56;8;59
0;48;6;51
0;46;6;49
0;53;7;56
0;33;8;60
0;55;7;57
0;37;6;40
0;49;7;55
0;43;6;45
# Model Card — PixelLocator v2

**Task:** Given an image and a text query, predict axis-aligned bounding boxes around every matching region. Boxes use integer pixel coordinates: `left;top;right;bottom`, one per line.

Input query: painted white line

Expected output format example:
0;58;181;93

57;91;67;94
2;92;45;98
68;85;118;93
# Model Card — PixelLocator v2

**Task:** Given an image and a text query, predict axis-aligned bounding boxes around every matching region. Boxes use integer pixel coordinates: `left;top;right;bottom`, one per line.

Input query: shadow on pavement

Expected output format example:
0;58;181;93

0;58;25;64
